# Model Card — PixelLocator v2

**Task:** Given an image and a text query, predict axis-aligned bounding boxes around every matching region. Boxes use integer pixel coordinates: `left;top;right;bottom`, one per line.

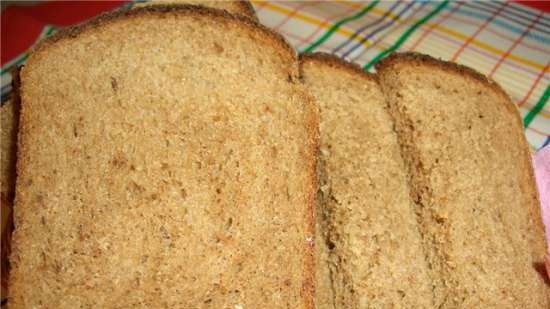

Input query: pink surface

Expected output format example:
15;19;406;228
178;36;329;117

533;145;550;276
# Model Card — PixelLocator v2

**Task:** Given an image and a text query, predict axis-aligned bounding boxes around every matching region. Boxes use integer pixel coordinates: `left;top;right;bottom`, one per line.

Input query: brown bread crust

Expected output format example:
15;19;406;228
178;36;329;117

30;4;293;64
300;52;375;81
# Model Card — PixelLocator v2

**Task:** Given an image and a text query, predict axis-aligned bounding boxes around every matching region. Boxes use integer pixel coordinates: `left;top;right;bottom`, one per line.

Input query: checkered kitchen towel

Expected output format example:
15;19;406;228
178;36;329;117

1;0;549;303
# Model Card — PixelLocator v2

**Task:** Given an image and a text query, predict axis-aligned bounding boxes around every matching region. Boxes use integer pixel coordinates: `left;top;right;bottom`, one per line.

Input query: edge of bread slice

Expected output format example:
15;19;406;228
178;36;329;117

377;52;549;307
301;52;435;308
135;0;258;20
11;5;317;308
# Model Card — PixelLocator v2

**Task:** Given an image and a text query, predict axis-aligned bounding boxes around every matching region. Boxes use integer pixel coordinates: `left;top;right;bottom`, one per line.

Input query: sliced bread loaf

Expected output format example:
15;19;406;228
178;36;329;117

377;52;549;308
300;53;434;308
136;0;258;20
10;5;317;308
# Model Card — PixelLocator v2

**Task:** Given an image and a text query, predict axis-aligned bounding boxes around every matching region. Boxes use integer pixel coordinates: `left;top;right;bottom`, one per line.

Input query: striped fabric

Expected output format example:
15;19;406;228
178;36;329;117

1;1;548;149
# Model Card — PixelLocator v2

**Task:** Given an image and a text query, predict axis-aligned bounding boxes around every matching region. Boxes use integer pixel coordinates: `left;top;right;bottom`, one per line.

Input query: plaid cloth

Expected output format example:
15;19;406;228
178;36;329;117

0;0;549;303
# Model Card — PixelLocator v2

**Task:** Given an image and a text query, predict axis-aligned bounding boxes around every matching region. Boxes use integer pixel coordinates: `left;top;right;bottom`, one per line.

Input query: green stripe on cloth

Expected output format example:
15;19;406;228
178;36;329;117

301;0;379;53
363;0;449;70
1;53;28;75
524;85;549;128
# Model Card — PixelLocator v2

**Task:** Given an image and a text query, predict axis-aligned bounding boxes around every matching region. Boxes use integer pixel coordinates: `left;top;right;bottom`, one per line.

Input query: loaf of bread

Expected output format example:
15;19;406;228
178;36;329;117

136;0;257;20
9;5;317;308
301;53;434;308
377;52;549;308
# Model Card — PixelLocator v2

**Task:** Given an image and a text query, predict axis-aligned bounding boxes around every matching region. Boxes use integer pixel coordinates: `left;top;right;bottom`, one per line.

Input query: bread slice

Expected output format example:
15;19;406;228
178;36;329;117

9;5;318;308
377;52;549;308
300;53;434;308
136;0;258;20
1;70;20;202
1;70;20;301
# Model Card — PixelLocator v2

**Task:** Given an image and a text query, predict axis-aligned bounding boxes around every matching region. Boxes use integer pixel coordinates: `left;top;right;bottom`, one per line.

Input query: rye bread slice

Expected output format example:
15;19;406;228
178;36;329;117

9;5;317;308
300;53;434;308
377;52;549;308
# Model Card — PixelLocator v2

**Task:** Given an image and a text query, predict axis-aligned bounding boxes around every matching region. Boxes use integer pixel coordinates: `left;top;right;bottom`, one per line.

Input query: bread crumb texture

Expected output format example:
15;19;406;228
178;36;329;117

301;54;434;309
1;97;19;199
377;52;549;308
10;6;317;308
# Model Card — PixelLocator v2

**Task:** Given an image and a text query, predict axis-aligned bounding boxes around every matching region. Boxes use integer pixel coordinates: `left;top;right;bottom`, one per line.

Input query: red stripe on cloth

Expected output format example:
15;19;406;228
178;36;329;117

1;1;128;66
514;1;550;13
444;10;548;53
489;11;543;77
451;1;508;62
273;2;309;31
519;62;549;107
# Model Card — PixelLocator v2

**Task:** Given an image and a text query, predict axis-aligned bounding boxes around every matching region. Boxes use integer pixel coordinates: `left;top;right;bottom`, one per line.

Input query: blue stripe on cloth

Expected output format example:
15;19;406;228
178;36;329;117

341;1;420;58
467;1;550;35
333;1;403;54
433;2;550;45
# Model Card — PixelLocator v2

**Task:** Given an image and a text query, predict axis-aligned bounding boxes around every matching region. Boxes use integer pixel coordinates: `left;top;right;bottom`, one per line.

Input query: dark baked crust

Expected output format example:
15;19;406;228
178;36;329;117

299;52;376;81
376;52;512;105
236;0;258;21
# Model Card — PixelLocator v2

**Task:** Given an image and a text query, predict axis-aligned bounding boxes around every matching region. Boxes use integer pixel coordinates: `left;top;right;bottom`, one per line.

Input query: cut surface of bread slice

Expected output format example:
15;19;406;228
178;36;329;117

10;5;317;308
136;0;257;20
377;52;549;308
1;95;19;302
1;98;19;201
300;53;434;308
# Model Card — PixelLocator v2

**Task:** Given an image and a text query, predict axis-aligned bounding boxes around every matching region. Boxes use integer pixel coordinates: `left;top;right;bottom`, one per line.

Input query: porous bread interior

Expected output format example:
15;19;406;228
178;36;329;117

136;0;257;19
10;9;316;309
378;60;549;308
1;98;18;199
301;56;434;309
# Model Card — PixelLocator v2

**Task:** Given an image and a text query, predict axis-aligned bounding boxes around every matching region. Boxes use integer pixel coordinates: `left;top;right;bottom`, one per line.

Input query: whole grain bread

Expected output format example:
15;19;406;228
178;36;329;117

9;5;318;308
1;70;20;301
377;52;549;308
136;0;258;20
300;53;434;309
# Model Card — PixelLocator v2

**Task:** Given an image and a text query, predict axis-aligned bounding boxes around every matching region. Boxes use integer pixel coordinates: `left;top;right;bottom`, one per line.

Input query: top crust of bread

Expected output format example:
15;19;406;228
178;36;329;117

136;0;259;21
28;4;294;66
375;52;520;121
300;52;375;81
